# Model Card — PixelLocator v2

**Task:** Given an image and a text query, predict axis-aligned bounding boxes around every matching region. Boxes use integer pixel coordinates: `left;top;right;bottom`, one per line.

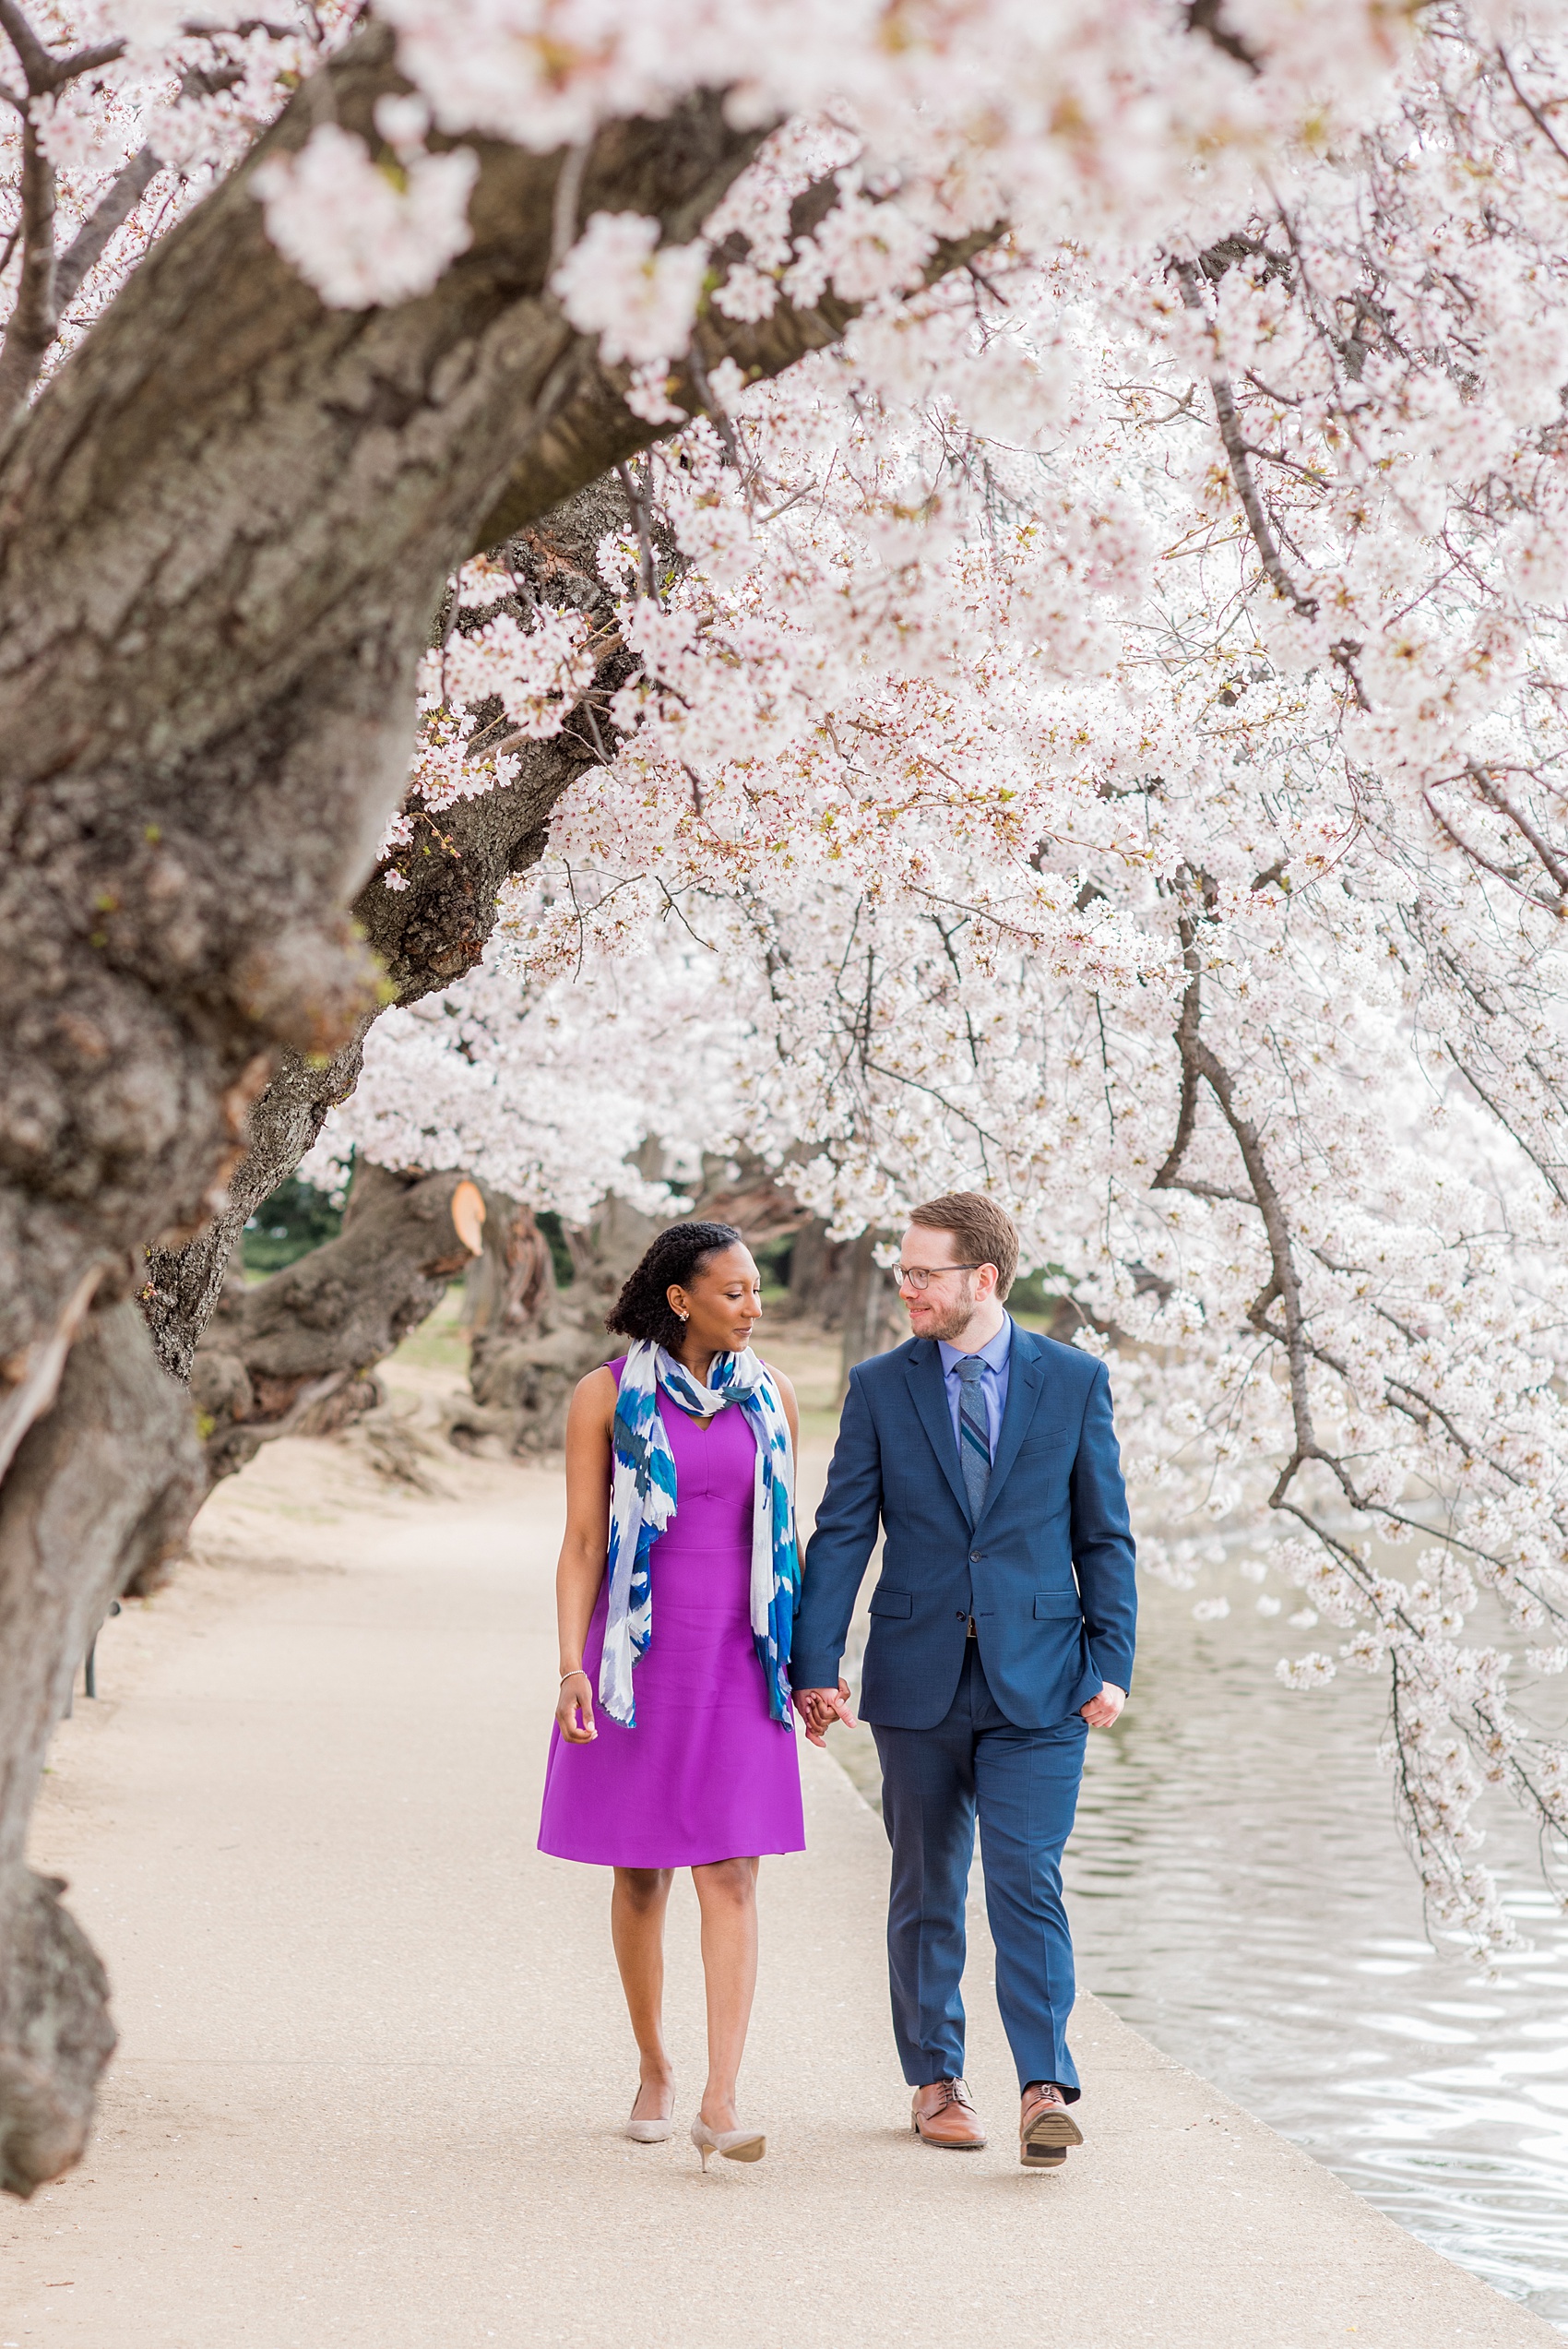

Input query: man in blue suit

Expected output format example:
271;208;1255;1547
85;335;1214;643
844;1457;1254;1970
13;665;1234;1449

791;1192;1135;2167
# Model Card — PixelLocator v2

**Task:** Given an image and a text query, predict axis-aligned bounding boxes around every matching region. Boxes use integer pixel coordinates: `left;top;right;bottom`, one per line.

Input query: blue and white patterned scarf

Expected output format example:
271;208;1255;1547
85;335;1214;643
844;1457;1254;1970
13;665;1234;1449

600;1339;799;1730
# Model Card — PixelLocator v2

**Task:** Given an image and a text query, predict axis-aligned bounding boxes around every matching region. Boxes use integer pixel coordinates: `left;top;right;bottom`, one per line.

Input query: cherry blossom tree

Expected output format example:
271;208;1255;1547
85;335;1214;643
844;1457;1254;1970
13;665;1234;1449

330;6;1568;1973
3;0;1563;2198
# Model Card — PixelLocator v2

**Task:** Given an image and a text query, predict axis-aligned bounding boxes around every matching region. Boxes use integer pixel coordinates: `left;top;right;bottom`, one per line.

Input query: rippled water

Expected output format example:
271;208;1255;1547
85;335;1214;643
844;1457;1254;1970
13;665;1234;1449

1065;1580;1568;2328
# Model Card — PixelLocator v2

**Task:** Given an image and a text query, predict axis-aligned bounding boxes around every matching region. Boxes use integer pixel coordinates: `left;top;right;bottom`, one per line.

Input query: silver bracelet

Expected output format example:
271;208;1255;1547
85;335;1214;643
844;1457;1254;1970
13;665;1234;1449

560;1668;588;1684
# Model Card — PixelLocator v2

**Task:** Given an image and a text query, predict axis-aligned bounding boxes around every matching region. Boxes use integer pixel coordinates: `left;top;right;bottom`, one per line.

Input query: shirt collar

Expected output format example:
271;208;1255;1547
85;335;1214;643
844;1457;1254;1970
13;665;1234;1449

938;1315;1014;1378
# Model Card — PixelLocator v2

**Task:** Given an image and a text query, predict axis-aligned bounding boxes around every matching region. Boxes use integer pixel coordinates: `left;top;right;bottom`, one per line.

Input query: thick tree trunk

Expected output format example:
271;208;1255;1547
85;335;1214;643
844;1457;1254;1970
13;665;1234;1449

450;1187;605;1456
0;39;766;1432
188;1161;481;1485
837;1229;904;1397
463;1187;558;1347
763;1210;893;1346
0;19;992;2193
453;1181;679;1457
690;1154;810;1253
0;1303;201;2190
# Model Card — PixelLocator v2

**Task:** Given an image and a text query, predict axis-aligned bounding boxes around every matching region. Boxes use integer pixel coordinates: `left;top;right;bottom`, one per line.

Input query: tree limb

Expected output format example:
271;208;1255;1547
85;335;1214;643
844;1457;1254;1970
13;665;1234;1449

0;114;57;427
53;146;160;316
470;215;1004;552
1151;898;1318;1485
1172;258;1318;617
1151;914;1202;1187
0;0;124;96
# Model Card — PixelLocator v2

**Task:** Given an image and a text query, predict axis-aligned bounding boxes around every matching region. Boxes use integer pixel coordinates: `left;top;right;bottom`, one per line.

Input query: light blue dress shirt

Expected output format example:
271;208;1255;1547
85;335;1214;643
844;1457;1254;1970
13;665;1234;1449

937;1314;1014;1461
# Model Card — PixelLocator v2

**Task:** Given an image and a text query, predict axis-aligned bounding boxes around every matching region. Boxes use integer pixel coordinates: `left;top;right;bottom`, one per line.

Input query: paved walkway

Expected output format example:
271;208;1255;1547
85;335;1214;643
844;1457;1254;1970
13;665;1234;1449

2;1435;1556;2347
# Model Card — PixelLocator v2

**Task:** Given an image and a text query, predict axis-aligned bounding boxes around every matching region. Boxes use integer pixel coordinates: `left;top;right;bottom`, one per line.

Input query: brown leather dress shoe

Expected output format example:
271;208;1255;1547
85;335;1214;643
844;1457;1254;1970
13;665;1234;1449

1019;2081;1084;2168
911;2078;987;2150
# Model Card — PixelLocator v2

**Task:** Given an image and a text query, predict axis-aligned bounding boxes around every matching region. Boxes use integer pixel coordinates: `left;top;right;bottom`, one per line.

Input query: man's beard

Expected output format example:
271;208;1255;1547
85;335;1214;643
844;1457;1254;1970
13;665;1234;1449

912;1277;976;1343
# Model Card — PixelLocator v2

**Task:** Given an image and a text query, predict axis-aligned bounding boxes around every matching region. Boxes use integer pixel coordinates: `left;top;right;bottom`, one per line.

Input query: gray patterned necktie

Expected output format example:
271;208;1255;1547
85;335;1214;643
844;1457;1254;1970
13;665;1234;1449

955;1353;992;1519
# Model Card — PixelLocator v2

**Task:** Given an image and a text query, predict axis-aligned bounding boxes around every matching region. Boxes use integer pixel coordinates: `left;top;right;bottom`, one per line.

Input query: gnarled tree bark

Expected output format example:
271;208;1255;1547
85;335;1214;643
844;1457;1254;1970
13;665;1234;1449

189;1162;481;1486
0;1299;200;2194
139;473;640;1389
450;1185;612;1457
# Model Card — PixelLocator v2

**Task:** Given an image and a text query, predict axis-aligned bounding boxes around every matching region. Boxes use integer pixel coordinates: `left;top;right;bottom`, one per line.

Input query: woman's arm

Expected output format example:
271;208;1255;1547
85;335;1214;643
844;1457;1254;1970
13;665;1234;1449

553;1364;618;1744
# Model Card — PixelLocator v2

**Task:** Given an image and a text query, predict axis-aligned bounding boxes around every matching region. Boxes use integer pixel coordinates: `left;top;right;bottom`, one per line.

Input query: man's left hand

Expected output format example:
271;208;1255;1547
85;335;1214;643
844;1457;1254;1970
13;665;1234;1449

792;1678;856;1747
1080;1682;1126;1729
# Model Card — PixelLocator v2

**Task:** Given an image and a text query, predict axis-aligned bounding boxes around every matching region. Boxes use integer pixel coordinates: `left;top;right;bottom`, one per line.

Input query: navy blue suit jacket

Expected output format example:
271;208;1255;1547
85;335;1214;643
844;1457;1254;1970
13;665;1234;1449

792;1320;1136;1732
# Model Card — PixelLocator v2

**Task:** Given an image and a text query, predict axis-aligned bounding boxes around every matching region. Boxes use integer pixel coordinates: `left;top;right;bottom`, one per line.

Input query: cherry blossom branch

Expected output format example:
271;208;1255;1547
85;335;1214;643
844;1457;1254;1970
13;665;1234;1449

1184;0;1258;74
1134;886;1568;1936
1151;917;1202;1186
469;212;1004;553
0;0;123;93
615;459;659;601
1496;44;1568;171
1471;767;1568;902
0;0;142;422
0;113;56;424
1171;259;1318;617
52;145;159;317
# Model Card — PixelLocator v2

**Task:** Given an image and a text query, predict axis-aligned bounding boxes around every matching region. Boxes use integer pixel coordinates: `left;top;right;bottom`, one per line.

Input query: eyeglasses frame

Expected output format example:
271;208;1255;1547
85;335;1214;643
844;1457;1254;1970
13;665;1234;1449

889;1261;989;1293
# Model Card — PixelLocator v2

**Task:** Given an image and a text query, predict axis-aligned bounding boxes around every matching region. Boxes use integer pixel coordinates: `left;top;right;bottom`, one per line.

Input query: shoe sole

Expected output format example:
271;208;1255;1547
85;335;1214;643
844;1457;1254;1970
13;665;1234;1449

720;2135;766;2163
1020;2108;1083;2167
913;2123;987;2151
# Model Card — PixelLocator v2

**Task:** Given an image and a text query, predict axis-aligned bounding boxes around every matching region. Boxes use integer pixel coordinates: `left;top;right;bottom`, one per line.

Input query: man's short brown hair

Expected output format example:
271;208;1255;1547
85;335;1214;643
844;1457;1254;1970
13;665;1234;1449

907;1192;1020;1300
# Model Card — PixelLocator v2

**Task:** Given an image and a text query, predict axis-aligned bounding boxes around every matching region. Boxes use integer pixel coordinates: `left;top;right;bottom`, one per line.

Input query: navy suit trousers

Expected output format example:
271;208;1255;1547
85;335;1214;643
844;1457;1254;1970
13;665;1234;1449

873;1642;1087;2096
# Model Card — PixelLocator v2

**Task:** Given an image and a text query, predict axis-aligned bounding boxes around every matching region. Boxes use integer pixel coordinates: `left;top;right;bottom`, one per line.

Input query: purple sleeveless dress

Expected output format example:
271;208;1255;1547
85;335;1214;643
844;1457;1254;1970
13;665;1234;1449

537;1360;805;1868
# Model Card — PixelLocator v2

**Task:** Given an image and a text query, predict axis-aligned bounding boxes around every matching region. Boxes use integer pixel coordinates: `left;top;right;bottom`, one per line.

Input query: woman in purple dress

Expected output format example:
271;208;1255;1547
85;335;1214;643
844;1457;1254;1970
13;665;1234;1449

538;1222;804;2169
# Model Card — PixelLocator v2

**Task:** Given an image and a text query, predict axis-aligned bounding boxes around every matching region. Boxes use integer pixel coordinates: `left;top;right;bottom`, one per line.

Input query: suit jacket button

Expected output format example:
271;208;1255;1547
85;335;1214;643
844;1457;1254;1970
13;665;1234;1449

969;1550;981;1562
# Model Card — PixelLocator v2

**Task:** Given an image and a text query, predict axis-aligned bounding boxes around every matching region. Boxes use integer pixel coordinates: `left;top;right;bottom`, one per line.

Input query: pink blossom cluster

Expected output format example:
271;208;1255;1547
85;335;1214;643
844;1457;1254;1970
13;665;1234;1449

254;117;478;310
303;954;734;1222
263;0;1413;325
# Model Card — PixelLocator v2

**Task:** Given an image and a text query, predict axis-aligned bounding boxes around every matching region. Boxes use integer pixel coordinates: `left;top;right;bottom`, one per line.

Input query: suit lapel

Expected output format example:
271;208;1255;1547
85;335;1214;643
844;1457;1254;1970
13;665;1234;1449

974;1321;1045;1532
905;1341;971;1521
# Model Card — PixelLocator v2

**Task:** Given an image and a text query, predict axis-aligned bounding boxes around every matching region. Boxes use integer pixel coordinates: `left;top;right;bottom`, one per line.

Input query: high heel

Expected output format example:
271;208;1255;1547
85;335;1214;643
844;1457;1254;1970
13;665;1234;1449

690;2116;766;2170
625;2085;675;2143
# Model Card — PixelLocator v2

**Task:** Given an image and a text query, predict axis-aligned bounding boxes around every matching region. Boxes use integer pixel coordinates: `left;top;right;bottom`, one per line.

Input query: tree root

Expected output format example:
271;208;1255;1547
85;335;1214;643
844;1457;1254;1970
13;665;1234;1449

0;1866;116;2199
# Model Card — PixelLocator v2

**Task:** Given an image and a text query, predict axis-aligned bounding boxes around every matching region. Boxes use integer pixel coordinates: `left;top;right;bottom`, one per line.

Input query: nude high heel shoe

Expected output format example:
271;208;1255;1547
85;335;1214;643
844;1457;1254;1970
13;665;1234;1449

690;2116;766;2170
626;2111;674;2143
625;2084;675;2143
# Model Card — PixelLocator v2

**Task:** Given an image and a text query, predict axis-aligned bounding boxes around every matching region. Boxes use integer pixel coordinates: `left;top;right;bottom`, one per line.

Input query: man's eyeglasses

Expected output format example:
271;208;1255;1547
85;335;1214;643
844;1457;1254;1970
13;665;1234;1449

890;1263;984;1293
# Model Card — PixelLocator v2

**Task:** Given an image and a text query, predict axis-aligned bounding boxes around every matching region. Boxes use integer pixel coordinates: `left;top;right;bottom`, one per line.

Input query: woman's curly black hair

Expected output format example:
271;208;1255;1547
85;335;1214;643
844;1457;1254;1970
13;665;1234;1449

606;1222;745;1353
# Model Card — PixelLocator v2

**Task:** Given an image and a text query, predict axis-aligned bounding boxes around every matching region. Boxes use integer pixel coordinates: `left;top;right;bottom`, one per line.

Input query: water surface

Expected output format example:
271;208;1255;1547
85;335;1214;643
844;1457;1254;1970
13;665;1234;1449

1066;1580;1568;2328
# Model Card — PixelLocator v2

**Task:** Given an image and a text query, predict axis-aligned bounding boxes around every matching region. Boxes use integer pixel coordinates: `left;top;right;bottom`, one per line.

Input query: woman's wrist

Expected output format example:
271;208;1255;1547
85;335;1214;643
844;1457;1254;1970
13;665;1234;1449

559;1665;588;1684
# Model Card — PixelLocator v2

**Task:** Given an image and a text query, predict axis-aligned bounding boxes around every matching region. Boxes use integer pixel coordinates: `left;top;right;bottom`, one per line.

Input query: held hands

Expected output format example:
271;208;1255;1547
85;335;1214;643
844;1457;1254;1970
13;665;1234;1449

791;1678;856;1748
557;1668;596;1742
790;1676;1123;1736
1080;1681;1126;1729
